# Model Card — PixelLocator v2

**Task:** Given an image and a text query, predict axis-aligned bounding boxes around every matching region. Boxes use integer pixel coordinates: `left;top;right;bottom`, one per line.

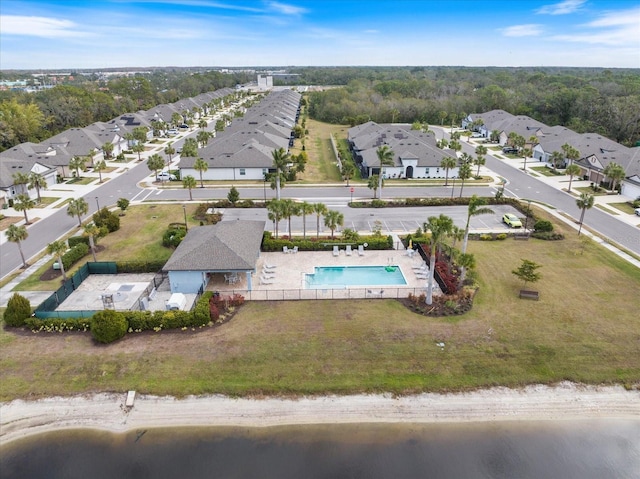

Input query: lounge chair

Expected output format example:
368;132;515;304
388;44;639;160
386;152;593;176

283;246;290;254
345;245;353;256
292;246;298;254
333;245;339;257
264;262;277;269
260;276;274;285
261;273;276;280
357;245;364;256
263;266;276;274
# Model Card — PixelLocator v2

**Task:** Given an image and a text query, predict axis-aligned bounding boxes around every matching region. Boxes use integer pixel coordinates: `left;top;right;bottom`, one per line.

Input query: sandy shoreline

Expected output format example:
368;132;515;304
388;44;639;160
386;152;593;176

1;382;638;445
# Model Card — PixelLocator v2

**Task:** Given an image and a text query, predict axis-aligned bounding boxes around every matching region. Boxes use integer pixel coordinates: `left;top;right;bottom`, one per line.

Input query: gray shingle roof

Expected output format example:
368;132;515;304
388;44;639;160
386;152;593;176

163;220;265;272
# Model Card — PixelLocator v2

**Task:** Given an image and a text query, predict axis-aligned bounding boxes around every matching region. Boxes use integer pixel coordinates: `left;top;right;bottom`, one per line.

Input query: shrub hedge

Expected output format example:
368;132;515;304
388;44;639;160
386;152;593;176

68;236;90;248
62;243;89;270
4;293;32;327
24;317;90;332
261;232;393;252
91;310;128;343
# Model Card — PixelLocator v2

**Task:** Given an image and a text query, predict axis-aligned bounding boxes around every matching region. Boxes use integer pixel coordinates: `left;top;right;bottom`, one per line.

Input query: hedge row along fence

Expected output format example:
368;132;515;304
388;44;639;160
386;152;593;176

24;292;218;342
261;232;393;252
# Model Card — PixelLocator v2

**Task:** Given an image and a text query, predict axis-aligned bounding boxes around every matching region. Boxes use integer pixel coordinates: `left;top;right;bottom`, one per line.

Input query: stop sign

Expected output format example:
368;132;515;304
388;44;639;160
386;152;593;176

350;187;354;193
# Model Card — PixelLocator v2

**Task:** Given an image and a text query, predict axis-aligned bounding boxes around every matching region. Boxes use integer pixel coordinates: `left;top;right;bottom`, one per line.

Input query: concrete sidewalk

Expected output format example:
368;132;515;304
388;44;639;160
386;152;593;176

0;254;55;308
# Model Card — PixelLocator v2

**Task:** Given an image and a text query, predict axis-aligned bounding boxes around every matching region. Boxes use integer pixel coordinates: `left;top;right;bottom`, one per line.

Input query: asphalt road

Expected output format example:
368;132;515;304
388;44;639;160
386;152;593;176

2;128;639;280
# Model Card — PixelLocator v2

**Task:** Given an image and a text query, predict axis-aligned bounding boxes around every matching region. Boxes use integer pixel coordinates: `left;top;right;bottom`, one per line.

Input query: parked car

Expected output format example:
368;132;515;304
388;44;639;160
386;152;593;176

167;128;178;136
635;207;640;216
502;147;518;154
157;172;177;181
502;213;522;228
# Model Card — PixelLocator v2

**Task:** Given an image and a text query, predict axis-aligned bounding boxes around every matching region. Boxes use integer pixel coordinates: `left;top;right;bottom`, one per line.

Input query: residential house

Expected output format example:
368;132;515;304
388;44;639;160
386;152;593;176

531;126;581;167
0;145;58;202
348;122;459;179
571;133;633;187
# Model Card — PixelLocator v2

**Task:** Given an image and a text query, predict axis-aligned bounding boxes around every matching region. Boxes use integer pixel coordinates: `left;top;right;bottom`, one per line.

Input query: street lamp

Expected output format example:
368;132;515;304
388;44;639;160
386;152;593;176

95;196;100;211
183;204;188;232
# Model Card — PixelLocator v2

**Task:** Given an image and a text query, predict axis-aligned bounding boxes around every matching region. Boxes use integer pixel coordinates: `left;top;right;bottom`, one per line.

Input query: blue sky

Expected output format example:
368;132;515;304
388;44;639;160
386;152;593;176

1;0;639;69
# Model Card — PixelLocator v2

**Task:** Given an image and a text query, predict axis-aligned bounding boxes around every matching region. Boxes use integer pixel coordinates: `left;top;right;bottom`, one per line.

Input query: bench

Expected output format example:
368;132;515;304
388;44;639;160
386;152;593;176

513;233;530;240
519;290;539;300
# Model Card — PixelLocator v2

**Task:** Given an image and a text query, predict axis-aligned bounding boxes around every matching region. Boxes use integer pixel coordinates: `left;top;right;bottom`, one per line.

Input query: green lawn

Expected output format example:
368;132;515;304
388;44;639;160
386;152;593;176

608;202;637;215
530;166;562;177
65;177;95;185
2;207;639;400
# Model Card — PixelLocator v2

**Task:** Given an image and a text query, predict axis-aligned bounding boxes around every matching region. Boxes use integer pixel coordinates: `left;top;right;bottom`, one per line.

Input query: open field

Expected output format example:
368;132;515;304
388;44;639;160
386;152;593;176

1;209;638;401
291;119;347;182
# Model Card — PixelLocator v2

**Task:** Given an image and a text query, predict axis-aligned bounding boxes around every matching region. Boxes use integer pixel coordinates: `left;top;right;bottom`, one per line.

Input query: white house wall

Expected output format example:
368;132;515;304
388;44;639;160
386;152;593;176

374;165;458;179
181;167;269;181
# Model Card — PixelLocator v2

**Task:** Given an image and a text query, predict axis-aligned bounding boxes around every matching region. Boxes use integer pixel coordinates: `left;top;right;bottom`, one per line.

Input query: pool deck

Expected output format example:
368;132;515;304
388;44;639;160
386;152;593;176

206;248;440;300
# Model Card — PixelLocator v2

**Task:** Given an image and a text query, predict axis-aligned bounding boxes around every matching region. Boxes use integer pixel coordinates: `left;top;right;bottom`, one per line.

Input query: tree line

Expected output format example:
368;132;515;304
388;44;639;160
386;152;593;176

301;66;640;147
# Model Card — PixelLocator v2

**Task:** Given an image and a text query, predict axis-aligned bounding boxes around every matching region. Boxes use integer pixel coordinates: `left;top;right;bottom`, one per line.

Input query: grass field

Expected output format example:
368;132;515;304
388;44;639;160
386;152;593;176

15;204;194;291
291;119;347;182
1;208;638;400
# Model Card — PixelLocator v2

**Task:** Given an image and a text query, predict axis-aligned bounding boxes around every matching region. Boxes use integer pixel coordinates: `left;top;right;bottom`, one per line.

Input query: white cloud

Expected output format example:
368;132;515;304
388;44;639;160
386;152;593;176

0;15;89;38
500;24;544;37
536;0;586;15
553;7;640;46
267;1;306;16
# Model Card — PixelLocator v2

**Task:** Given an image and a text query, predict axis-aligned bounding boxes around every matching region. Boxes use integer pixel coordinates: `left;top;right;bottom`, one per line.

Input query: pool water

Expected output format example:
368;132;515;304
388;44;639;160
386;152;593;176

305;266;406;289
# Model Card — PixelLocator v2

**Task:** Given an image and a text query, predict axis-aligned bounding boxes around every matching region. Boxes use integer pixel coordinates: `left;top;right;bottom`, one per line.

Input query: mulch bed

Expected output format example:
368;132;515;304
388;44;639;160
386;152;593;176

398;290;476;317
39;246;106;281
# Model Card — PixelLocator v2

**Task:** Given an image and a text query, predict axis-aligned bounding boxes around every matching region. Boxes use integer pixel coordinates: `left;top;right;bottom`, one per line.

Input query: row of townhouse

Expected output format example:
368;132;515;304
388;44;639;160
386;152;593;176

462;110;640;199
178;89;302;181
348;122;460;180
0;88;237;204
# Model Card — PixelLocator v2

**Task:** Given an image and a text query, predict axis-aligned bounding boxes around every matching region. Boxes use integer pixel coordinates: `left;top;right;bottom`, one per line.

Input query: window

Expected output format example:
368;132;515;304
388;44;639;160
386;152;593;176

239;168;246;176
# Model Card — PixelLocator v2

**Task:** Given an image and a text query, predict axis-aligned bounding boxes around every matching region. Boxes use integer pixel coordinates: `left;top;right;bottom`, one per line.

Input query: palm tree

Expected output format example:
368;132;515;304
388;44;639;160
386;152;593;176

193;157;208;188
83;222;100;262
462;195;494;254
313;202;328;239
69;156;86;178
474;145;487;159
457;252;476;285
271;147;291;200
5;224;29;268
324;210;344;239
266;199;284;238
561;143;580;166
164;144;175;165
198;119;208;130
550;151;564;170
440;156;457;187
132;142;145;162
367;174;380;198
576;192;595;236
47;240;68;281
565;163;582;193
13;194;35;224
376;145;395;199
280;199;299;237
423;214;454;305
299;201;314;239
182;175;196;200
87;148;97;168
147;154;165;181
458;162;472;198
12;172;30;195
341;163;355;187
67;198;88;227
474;155;486;178
196;130;212;148
603;162;626;192
94;160;107;183
102;142;114;160
27;172;47;203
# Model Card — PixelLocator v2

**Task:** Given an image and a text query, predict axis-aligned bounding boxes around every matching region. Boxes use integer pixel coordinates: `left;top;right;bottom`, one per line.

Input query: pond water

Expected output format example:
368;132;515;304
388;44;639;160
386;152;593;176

2;420;639;479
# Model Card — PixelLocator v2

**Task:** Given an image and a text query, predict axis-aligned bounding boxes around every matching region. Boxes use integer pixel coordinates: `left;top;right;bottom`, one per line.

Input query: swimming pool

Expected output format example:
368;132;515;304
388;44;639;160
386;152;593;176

305;265;407;289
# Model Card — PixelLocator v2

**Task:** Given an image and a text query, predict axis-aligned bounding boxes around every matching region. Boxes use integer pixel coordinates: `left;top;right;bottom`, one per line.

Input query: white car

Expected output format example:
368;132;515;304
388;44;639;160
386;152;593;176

156;172;177;181
635;207;640;216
